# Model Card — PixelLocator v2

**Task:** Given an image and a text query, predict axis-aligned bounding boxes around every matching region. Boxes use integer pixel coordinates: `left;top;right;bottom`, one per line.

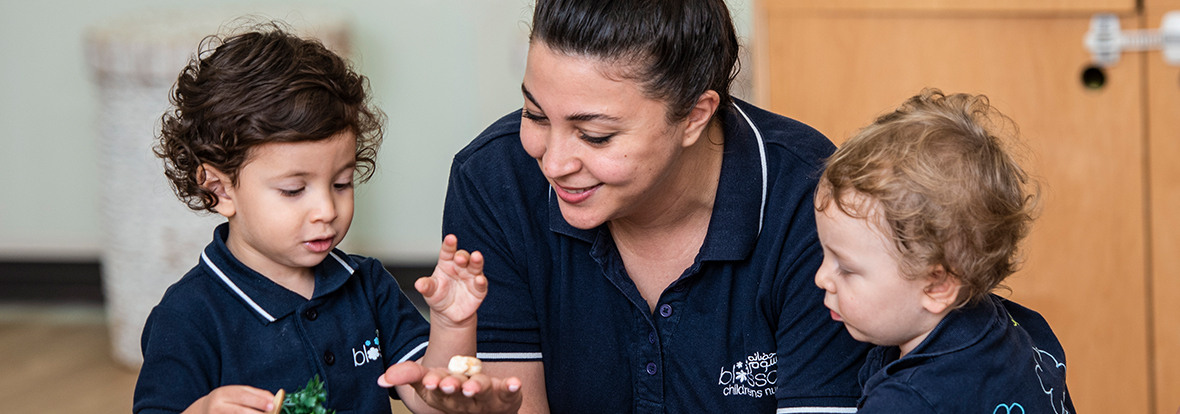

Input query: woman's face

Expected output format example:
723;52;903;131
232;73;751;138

520;41;695;229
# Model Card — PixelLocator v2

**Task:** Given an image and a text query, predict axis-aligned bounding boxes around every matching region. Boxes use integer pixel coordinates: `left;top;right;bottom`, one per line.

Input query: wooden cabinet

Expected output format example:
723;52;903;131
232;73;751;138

756;1;1170;411
1149;2;1180;413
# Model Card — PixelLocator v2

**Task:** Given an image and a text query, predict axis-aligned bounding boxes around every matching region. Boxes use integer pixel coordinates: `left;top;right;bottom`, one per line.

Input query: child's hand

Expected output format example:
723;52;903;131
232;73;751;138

379;360;523;414
182;385;277;414
417;234;488;327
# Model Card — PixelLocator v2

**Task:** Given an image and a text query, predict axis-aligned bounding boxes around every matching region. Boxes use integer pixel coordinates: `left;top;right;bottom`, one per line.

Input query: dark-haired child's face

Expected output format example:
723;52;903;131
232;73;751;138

215;132;357;283
813;190;944;357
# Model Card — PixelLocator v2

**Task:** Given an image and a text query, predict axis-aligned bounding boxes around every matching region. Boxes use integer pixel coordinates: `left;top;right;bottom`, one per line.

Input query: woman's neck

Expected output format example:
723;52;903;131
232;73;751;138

609;121;724;280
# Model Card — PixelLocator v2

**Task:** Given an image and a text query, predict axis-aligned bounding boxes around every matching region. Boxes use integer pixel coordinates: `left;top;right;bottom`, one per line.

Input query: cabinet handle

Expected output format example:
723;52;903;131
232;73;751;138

1084;12;1180;67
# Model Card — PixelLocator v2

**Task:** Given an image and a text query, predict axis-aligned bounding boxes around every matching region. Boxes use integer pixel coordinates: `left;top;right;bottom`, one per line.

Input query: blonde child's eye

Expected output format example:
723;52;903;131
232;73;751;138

279;187;304;197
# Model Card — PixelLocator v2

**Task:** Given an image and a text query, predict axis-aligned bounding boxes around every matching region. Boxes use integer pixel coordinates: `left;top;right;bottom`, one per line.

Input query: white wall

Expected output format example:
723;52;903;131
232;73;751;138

0;0;752;263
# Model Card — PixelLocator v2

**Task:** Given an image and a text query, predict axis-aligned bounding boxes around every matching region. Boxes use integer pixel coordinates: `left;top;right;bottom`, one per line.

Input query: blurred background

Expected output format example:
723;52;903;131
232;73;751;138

2;0;1179;413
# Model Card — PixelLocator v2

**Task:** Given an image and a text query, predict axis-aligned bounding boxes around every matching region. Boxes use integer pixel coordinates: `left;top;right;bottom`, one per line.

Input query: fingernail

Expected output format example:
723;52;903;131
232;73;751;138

376;375;391;388
441;385;455;393
463;389;475;397
508;383;520;392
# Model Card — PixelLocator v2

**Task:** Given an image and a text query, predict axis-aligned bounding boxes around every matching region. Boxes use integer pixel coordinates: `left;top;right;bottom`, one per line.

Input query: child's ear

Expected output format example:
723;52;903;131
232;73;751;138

921;265;961;315
199;164;236;218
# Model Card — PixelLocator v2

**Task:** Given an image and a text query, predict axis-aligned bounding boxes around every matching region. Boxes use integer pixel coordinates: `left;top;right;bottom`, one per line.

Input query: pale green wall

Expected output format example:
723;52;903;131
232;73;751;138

0;0;753;263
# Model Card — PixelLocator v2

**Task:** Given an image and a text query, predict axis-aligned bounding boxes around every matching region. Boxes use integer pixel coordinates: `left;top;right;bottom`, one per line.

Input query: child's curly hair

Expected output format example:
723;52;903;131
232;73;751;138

155;22;385;213
817;88;1039;307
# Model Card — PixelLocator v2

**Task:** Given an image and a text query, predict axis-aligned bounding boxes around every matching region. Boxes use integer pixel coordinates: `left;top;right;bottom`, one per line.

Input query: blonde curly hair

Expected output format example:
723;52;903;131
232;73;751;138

817;88;1039;307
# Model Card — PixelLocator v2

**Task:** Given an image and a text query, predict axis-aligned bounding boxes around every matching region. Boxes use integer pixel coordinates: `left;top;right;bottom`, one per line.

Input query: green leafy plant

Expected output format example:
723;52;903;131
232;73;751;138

282;375;336;414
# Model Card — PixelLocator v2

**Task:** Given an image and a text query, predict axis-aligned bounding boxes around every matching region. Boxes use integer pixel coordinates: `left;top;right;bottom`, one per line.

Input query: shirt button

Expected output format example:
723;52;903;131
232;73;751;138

303;309;318;321
659;304;673;318
645;362;657;375
323;351;335;365
648;331;657;344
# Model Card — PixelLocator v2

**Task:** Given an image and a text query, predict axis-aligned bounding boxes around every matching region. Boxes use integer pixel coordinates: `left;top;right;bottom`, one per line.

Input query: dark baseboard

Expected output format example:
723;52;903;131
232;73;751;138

0;260;432;312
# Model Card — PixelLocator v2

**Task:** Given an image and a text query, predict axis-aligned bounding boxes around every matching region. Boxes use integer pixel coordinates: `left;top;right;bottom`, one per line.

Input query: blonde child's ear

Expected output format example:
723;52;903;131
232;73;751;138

199;164;236;218
921;265;961;315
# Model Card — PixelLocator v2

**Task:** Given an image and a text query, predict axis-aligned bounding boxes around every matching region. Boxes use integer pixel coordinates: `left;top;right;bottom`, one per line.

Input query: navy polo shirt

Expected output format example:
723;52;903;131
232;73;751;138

133;223;429;414
443;100;870;413
857;294;1075;413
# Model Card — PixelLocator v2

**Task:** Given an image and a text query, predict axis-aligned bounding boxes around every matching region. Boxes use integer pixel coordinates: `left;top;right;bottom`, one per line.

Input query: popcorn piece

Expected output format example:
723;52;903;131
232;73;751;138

448;355;483;376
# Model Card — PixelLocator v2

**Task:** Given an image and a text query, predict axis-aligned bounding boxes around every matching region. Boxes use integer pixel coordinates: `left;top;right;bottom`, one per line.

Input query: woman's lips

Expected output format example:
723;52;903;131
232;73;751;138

554;183;600;204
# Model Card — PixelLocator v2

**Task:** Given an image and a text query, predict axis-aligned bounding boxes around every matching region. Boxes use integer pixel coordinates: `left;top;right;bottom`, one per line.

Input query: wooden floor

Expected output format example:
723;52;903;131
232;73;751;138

0;304;411;413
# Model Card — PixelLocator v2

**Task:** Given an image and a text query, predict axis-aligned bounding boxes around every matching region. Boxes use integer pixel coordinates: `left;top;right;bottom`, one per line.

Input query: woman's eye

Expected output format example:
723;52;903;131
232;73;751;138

522;109;548;124
580;132;614;145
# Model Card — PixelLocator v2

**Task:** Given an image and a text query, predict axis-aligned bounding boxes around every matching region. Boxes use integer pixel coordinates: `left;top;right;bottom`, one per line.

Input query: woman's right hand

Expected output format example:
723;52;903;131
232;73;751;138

182;385;276;414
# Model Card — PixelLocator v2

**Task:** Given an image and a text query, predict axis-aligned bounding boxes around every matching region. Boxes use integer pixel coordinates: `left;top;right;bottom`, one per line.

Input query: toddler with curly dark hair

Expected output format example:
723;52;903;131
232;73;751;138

134;22;520;414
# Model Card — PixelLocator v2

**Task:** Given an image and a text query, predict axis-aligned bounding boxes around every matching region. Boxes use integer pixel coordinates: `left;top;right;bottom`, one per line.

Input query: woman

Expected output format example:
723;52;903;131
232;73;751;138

441;0;869;412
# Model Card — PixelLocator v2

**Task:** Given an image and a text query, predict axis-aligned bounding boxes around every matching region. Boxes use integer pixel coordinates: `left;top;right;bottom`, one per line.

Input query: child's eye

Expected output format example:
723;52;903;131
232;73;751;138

522;109;549;124
279;187;304;197
333;181;354;190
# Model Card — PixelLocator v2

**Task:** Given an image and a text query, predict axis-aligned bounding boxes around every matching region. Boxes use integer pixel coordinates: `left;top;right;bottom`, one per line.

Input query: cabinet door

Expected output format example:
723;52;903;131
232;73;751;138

1148;2;1180;413
758;7;1148;413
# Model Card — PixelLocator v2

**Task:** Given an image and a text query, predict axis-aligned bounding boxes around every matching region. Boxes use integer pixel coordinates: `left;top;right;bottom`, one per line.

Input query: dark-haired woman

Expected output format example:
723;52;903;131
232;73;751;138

441;0;870;412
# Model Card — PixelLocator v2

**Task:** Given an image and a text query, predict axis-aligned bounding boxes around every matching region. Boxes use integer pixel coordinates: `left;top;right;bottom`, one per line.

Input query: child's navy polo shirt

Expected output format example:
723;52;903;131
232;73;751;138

133;224;429;414
857;294;1075;413
443;100;871;413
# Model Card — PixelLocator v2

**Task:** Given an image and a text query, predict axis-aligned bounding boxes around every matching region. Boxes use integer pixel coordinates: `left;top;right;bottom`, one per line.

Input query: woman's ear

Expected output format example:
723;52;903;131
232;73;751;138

681;90;721;148
921;265;961;315
199;164;236;218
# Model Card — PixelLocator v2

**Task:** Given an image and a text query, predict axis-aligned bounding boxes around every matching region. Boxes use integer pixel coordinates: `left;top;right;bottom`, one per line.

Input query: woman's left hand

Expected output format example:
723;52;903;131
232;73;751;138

379;360;523;414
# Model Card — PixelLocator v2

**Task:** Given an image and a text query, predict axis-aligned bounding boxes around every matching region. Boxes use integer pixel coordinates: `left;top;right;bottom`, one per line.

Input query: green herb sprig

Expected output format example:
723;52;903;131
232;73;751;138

282;375;336;414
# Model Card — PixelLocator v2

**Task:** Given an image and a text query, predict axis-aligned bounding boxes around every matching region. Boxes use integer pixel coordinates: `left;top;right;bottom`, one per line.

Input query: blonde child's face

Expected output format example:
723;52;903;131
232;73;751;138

217;131;357;282
813;190;944;356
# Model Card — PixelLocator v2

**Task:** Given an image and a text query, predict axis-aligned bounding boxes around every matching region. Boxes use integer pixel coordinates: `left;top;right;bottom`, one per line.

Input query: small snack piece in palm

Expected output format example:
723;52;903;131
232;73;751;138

447;355;483;376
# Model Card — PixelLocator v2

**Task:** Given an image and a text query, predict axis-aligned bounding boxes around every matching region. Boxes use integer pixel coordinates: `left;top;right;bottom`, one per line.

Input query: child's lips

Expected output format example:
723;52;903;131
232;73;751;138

305;237;334;253
830;310;842;322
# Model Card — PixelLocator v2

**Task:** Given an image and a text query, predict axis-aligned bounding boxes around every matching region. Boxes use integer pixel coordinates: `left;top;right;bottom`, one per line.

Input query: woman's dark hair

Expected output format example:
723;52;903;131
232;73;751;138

155;22;385;213
531;0;740;122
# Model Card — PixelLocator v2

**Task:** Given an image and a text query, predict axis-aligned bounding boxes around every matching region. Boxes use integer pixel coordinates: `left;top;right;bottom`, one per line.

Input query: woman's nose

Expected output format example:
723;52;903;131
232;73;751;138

538;134;581;178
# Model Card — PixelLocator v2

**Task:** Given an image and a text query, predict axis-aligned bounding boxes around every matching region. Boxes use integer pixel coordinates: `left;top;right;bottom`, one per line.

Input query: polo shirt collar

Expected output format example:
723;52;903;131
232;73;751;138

200;223;356;324
547;100;766;262
872;295;1001;374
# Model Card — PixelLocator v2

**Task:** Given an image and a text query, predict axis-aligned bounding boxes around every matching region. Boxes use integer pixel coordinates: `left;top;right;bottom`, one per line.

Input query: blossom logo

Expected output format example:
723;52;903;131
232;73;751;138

353;335;382;367
717;352;777;398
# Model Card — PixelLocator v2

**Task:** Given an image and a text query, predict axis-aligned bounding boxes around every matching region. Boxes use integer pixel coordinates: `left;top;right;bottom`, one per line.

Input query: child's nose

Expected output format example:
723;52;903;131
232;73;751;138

814;266;834;292
310;193;338;222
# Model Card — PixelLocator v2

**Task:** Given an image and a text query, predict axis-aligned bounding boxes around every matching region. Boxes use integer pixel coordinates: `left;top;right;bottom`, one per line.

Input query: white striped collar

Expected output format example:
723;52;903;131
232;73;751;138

202;250;356;323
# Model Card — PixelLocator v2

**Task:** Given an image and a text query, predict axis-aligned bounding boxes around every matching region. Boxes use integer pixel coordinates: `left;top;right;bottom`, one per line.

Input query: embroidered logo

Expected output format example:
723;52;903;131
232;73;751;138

993;402;1025;414
353;334;381;367
717;352;777;398
1033;347;1070;414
